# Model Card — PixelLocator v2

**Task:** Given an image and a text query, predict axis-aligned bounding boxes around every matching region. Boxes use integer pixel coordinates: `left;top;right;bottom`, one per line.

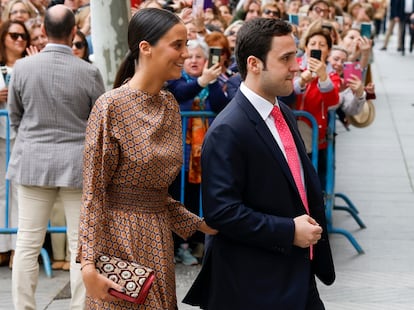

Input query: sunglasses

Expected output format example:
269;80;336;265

226;30;237;36
8;32;29;41
312;6;329;14
73;41;86;49
322;24;333;32
263;9;280;16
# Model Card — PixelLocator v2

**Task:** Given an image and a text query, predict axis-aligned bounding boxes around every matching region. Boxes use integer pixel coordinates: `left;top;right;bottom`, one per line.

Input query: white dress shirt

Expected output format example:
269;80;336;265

239;82;306;186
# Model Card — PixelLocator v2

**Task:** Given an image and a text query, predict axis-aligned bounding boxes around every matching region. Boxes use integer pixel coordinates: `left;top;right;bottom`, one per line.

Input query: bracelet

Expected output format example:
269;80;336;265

80;261;95;271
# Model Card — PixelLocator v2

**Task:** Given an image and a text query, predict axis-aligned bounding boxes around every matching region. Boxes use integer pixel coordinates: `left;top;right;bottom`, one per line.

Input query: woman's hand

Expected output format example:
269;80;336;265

179;7;192;24
347;40;359;62
81;262;125;302
357;36;372;54
197;63;221;87
0;87;8;102
199;220;218;235
365;82;375;95
193;9;205;30
299;70;313;87
307;58;327;81
346;74;364;97
26;45;39;56
357;36;372;69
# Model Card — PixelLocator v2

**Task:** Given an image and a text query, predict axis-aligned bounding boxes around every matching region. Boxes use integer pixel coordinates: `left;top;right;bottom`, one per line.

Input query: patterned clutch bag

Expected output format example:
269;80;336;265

95;255;155;304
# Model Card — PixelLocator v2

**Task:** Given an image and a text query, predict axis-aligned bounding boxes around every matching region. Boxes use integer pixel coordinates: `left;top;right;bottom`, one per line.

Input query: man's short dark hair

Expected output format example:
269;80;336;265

235;18;292;80
44;6;75;40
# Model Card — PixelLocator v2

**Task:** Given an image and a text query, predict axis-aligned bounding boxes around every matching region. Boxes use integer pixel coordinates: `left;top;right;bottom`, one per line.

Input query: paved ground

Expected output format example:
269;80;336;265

1;32;414;309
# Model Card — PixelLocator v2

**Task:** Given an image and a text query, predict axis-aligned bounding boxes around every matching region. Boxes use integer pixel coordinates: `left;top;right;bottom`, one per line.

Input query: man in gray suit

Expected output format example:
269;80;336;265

6;5;105;309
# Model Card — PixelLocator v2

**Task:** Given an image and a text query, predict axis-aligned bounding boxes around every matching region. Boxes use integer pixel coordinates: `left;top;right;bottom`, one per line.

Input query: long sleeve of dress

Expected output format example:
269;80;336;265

166;195;203;240
77;95;119;262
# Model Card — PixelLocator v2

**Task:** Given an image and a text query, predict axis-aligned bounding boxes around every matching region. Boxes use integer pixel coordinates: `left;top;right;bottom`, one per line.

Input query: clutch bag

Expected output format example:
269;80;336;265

95;255;155;304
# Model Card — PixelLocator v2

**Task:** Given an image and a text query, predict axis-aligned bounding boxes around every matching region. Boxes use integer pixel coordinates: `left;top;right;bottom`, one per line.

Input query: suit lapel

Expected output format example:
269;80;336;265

235;91;299;194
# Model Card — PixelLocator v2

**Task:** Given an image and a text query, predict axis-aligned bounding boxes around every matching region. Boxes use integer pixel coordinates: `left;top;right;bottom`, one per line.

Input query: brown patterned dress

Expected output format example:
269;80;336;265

78;84;203;309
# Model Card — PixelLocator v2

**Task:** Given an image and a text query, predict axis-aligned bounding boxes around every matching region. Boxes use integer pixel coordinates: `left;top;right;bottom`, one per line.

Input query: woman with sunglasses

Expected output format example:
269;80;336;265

0;19;30;269
261;2;281;19
72;29;90;62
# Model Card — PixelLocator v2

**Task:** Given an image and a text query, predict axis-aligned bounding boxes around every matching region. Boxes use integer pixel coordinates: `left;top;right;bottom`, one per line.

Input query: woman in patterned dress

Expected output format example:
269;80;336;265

77;8;217;310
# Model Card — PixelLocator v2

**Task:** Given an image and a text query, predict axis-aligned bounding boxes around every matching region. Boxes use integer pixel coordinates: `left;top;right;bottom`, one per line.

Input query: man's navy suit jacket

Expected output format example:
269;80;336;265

184;90;335;310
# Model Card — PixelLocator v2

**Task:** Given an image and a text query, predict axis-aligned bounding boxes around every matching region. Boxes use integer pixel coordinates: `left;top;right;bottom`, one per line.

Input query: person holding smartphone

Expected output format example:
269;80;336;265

293;25;340;190
166;39;228;266
340;27;372;82
328;46;366;116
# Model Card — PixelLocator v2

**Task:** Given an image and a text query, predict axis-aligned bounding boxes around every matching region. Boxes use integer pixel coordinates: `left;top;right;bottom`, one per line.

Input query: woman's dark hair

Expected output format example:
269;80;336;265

0;20;30;64
44;5;75;40
113;8;181;88
74;29;90;63
304;27;333;50
235;18;292;80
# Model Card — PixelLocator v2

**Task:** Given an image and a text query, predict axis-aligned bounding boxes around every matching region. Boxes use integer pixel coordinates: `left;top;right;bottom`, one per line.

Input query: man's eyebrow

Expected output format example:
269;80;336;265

279;51;297;58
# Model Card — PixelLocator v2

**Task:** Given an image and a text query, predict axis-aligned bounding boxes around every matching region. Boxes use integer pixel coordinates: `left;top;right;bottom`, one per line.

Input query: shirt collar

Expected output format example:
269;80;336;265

240;82;279;121
45;43;72;53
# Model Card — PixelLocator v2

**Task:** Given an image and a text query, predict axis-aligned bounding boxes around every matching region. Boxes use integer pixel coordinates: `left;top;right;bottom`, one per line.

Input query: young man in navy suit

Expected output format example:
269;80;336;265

184;18;335;309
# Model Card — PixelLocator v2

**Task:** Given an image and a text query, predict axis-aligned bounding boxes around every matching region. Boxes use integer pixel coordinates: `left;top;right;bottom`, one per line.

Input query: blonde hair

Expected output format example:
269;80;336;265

2;0;37;22
330;45;349;57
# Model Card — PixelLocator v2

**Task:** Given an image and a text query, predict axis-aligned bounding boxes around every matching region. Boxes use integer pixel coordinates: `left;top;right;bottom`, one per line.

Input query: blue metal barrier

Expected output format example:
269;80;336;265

0;109;65;278
325;109;366;254
292;110;319;170
180;111;216;218
0;110;11;235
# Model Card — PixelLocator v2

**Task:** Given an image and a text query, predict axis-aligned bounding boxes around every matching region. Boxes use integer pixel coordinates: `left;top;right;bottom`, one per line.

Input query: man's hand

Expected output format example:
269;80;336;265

293;214;322;248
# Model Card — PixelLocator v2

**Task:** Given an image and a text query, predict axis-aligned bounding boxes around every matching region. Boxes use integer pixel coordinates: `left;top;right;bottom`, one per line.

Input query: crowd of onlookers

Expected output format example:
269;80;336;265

0;0;413;275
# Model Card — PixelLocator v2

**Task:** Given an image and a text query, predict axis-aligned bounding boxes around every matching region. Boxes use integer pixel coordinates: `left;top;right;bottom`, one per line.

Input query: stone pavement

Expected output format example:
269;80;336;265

1;32;414;309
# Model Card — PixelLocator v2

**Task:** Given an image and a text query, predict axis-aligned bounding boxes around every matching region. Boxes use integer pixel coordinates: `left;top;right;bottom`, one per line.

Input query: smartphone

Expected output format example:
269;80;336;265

310;49;322;60
335;15;344;27
288;14;299;25
343;61;362;84
360;22;371;38
208;47;222;68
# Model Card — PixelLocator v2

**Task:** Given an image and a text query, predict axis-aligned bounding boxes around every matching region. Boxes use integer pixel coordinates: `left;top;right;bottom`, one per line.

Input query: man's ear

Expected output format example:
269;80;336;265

246;56;262;74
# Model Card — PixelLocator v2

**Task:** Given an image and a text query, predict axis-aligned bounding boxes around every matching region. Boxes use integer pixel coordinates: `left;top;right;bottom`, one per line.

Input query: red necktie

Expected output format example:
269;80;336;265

271;105;313;259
